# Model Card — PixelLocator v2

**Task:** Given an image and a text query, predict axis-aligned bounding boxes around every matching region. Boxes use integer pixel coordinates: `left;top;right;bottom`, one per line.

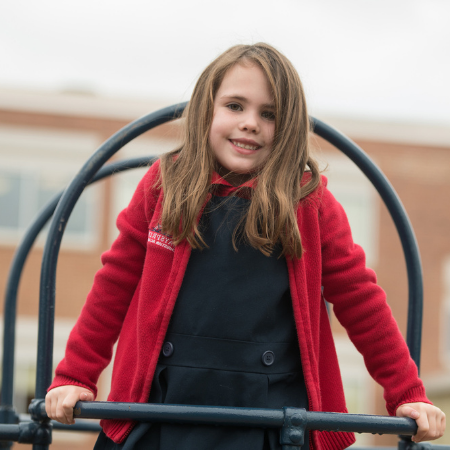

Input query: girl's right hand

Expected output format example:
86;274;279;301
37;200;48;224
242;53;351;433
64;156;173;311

45;385;94;424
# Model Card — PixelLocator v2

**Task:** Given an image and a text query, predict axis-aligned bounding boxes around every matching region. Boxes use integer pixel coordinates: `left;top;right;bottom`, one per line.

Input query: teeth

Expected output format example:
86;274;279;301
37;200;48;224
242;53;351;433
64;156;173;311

232;141;259;150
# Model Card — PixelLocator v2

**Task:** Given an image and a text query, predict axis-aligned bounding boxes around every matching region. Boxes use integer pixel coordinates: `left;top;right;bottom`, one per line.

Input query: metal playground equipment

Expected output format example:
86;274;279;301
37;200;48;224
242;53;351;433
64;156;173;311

1;104;448;450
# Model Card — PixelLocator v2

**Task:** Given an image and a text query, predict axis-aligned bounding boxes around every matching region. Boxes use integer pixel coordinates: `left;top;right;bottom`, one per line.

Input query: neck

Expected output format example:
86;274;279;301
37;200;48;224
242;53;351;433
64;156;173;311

218;166;253;187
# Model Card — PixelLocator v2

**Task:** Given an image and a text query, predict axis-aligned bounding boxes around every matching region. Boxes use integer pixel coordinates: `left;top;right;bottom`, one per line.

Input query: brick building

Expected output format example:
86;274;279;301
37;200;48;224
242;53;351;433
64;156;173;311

1;88;449;448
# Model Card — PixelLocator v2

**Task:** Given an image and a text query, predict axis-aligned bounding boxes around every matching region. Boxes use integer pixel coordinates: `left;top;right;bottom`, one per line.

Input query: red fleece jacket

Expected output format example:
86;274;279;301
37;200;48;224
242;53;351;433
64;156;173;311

49;160;430;450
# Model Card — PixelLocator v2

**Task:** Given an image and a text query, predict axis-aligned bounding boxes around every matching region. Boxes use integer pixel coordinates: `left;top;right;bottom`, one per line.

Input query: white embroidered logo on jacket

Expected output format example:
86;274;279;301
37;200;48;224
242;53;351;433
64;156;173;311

148;224;175;252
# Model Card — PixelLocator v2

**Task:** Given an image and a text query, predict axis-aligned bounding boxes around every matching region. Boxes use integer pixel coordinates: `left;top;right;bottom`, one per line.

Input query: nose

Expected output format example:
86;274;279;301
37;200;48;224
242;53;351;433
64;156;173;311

239;111;260;133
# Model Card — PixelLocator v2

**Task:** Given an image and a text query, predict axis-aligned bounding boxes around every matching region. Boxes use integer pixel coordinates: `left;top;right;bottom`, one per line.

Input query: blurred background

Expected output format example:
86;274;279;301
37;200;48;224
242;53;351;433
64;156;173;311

1;0;449;448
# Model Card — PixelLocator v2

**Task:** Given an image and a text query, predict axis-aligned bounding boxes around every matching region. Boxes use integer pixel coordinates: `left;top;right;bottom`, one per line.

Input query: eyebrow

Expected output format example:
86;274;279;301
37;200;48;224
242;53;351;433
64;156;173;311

220;95;275;109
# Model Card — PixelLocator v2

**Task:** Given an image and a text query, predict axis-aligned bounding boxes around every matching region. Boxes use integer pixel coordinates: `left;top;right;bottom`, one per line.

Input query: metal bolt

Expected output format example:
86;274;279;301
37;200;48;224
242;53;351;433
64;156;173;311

289;429;303;444
291;414;303;427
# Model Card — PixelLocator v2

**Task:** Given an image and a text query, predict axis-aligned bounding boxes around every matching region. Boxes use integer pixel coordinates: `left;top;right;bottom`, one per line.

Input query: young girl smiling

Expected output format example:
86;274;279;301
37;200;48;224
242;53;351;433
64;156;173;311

45;43;445;450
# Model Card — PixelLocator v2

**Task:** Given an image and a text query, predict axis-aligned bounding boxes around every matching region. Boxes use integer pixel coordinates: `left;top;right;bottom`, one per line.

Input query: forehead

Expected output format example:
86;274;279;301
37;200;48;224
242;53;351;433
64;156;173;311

216;63;274;104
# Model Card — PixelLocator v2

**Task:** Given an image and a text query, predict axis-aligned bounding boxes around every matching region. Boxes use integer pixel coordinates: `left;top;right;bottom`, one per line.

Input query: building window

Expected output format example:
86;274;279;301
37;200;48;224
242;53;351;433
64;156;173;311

323;153;378;268
0;125;101;249
0;168;99;248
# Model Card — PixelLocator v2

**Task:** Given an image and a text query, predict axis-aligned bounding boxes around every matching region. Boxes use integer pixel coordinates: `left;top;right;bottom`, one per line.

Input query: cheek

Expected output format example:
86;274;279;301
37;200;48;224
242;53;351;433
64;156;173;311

208;126;224;163
210;113;227;136
209;115;229;148
265;124;275;148
208;125;219;151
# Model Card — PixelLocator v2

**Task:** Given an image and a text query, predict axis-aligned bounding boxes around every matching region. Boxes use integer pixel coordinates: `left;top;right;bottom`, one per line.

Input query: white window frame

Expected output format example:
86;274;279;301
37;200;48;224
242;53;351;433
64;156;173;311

0;126;102;250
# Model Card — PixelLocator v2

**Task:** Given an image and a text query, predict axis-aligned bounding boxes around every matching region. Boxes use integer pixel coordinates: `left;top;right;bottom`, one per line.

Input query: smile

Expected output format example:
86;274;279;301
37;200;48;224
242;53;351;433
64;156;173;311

231;140;260;151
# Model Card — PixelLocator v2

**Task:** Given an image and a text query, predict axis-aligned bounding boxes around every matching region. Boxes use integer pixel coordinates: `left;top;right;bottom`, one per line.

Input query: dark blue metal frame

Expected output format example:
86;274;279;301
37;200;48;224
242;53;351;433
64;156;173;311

36;103;186;401
1;158;155;448
0;104;436;449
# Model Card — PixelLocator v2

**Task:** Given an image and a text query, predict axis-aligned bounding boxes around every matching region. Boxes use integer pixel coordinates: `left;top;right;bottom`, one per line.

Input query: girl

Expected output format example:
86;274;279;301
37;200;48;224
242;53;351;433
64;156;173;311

45;43;445;450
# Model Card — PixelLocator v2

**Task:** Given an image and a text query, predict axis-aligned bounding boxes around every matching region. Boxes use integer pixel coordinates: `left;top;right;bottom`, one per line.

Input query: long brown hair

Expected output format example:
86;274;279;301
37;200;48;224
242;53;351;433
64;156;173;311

159;43;320;258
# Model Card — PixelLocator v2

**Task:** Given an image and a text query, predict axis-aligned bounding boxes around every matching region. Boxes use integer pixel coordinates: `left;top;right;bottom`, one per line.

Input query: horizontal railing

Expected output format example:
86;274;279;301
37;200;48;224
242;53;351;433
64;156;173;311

3;399;449;449
0;399;420;448
71;402;417;434
3;401;449;450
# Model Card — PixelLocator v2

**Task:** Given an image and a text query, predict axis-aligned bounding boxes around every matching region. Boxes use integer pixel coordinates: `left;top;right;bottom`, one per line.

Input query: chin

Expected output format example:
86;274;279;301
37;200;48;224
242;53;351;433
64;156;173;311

228;164;257;175
231;168;253;175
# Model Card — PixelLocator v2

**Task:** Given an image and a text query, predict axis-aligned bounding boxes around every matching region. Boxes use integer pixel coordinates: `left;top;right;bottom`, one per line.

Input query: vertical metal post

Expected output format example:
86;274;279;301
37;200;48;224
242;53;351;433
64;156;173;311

0;159;151;448
33;106;184;448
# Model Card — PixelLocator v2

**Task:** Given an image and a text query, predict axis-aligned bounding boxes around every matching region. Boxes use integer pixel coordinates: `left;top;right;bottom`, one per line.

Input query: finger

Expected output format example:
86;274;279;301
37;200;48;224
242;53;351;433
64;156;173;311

397;406;420;420
55;396;67;424
441;413;447;436
44;393;52;419
61;393;79;424
79;391;94;402
413;412;430;442
435;415;442;440
51;394;59;422
427;414;437;441
47;395;56;420
56;393;73;425
436;410;445;439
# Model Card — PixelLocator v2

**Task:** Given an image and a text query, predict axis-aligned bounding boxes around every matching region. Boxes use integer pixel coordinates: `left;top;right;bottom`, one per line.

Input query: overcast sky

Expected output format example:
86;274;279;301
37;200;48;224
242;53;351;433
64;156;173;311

1;0;449;124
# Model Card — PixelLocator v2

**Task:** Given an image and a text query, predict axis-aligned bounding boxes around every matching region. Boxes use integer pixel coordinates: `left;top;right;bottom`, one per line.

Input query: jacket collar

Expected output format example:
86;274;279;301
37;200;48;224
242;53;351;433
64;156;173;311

211;172;256;197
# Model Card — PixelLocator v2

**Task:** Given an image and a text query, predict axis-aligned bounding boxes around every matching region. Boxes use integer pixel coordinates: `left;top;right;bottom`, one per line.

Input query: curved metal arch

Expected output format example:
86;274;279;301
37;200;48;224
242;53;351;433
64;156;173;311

35;103;422;402
311;119;423;370
1;157;157;422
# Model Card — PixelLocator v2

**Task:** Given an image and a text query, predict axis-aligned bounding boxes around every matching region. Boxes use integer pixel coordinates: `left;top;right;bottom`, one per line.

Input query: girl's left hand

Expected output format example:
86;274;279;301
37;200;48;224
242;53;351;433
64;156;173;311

396;402;446;442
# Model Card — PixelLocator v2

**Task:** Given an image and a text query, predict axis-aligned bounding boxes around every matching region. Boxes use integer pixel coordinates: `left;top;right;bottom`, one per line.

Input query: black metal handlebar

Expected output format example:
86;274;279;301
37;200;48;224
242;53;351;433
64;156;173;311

72;401;418;435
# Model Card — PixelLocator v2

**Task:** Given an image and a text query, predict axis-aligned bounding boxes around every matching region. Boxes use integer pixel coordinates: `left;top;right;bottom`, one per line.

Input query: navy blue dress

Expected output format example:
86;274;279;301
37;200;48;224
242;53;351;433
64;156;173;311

94;194;309;450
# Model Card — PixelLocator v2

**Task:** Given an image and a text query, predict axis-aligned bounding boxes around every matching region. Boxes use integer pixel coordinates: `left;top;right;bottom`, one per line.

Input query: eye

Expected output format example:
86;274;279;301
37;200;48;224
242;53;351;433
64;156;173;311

261;110;275;121
226;103;242;112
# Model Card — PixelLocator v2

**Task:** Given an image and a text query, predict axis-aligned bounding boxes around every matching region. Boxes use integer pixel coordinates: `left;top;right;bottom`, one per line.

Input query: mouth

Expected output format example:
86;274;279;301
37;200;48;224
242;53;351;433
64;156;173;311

230;139;261;151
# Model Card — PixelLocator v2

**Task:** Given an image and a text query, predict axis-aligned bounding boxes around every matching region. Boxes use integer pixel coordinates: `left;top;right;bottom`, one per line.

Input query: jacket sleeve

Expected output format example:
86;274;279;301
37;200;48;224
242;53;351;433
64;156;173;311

48;160;161;397
318;178;430;415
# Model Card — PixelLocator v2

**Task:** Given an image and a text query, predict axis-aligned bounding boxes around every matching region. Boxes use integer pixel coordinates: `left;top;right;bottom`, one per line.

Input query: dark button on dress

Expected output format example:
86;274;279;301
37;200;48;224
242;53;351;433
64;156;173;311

95;194;309;450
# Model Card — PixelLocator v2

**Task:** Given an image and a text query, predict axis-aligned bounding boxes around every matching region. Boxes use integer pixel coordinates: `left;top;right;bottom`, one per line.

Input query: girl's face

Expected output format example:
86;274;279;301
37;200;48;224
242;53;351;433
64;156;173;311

209;62;275;185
